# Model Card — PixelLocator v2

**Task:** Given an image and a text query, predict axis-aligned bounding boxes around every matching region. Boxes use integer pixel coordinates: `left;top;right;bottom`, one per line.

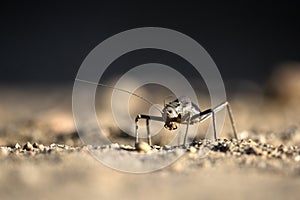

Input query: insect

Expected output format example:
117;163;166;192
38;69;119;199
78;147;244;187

77;79;238;147
135;96;238;146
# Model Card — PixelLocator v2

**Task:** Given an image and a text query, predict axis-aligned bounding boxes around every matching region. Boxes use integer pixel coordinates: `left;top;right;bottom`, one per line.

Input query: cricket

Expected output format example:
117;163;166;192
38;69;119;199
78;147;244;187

88;80;239;147
135;96;238;147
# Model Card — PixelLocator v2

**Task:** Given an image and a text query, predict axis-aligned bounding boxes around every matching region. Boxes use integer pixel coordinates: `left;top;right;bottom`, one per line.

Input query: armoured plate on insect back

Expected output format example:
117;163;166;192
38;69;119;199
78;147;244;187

173;96;201;117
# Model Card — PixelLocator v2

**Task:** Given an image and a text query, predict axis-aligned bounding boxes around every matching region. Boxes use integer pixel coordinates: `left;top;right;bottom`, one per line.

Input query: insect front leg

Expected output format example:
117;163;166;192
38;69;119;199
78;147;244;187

135;114;150;145
135;114;164;146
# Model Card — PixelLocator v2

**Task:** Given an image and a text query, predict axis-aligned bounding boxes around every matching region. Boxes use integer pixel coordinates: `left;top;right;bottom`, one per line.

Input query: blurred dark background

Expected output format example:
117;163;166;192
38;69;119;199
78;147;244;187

1;1;299;84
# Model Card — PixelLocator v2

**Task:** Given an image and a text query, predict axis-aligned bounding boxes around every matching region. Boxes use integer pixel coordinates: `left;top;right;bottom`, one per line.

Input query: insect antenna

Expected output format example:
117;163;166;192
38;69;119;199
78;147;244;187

75;78;163;114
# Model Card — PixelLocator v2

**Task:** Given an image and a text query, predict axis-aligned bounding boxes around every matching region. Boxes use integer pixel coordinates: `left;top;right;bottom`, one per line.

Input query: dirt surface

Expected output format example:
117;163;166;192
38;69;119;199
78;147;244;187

1;77;300;200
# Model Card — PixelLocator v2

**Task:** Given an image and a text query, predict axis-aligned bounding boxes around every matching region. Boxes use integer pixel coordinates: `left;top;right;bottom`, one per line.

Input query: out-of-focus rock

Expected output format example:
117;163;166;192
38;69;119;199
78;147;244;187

0;148;9;158
37;144;45;151
23;142;33;151
15;143;21;149
135;142;152;153
189;146;197;153
266;62;300;105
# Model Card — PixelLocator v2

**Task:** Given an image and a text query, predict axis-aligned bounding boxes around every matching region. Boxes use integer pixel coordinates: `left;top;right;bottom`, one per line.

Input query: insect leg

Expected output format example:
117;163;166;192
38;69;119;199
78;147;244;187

225;102;238;139
183;113;191;147
135;114;164;145
190;109;218;140
210;102;238;139
190;101;238;140
146;118;151;146
212;111;217;141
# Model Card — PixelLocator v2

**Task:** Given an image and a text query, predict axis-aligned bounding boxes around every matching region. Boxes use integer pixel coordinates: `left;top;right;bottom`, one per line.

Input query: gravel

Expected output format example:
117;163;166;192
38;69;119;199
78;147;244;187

1;138;299;160
1;79;300;200
0;138;299;176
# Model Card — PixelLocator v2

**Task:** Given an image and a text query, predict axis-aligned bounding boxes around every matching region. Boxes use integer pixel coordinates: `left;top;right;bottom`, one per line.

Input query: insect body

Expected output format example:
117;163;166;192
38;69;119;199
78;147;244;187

135;96;238;147
75;79;238;147
162;96;200;130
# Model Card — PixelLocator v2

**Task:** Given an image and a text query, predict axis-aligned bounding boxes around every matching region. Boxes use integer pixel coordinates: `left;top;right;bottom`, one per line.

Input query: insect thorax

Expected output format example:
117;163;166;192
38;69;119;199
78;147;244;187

162;97;201;130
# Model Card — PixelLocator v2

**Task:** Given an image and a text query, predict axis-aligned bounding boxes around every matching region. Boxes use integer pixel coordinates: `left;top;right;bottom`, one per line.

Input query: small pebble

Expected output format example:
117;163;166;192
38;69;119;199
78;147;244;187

213;141;219;146
37;144;45;151
135;142;152;153
33;143;39;148
189;146;197;153
15;143;21;149
120;144;135;151
239;131;249;139
294;155;300;162
23;142;33;151
163;145;171;150
153;145;161;150
50;143;56;148
281;154;287;160
0;148;9;158
110;143;120;149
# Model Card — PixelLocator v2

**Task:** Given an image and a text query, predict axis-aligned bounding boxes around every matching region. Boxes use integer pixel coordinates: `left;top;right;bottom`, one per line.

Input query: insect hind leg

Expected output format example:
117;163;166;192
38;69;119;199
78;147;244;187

183;113;192;147
205;101;238;140
212;102;238;140
190;101;238;141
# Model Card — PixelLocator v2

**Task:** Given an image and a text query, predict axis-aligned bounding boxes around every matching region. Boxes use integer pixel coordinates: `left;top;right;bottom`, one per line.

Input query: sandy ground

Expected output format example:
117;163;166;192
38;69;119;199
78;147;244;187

1;75;300;200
